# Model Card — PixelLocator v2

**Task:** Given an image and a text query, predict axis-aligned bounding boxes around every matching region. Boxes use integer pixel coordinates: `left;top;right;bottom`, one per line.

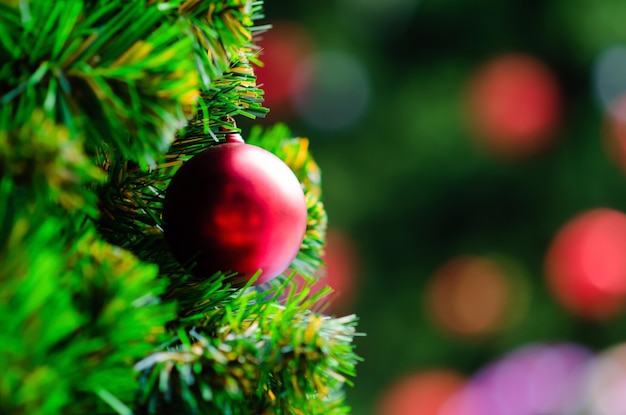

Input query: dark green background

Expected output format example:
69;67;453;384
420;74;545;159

254;0;626;413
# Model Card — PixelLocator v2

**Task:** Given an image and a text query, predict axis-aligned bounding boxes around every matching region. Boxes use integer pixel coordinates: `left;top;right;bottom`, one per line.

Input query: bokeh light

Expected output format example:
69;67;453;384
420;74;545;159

593;46;626;119
255;3;626;414
582;343;626;414
425;255;527;339
594;47;626;172
322;227;360;314
443;343;592;415
376;369;465;415
465;54;561;159
255;21;315;120
281;228;359;315
291;50;371;131
545;208;626;319
602;92;626;172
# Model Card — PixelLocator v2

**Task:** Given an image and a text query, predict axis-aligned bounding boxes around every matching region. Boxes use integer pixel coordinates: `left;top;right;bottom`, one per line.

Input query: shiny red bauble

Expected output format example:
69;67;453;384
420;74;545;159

163;141;307;286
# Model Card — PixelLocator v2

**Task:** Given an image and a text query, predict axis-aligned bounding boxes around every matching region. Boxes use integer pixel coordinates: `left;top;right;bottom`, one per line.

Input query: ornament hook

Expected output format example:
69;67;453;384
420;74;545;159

221;116;245;143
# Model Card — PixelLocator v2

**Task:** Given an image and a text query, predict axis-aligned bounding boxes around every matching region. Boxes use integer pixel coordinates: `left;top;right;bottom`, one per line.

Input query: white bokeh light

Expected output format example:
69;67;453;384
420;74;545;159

290;50;371;131
583;344;626;415
593;45;626;121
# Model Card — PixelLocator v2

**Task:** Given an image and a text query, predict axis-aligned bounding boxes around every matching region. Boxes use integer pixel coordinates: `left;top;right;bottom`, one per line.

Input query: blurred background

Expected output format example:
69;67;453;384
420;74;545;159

252;0;626;414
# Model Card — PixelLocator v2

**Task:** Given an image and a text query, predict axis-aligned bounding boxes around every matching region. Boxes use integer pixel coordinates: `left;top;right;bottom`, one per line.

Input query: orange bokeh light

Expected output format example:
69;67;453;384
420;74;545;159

602;93;626;173
466;54;561;159
426;255;521;338
545;208;626;319
376;370;466;415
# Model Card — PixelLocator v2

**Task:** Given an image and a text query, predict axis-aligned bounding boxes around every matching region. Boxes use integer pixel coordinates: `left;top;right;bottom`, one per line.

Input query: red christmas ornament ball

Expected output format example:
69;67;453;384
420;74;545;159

163;142;307;286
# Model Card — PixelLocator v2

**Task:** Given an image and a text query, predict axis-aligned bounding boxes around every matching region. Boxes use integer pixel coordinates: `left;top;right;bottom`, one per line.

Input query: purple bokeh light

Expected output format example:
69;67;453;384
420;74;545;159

441;343;593;415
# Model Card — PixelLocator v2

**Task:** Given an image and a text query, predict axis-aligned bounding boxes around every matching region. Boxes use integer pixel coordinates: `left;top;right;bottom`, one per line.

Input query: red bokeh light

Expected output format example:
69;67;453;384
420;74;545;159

282;228;359;315
466;54;561;159
545;208;626;319
376;370;466;415
323;228;359;313
255;21;315;120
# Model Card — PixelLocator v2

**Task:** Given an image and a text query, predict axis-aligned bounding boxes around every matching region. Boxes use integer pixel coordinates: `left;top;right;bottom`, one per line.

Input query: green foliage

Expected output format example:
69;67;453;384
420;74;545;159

0;105;103;215
164;0;268;86
0;214;79;414
0;0;360;414
0;0;200;169
136;277;360;415
0;191;174;414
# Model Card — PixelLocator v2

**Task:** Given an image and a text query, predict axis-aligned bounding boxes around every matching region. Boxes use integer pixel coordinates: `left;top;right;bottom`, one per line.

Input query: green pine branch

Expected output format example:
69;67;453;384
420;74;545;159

134;280;360;415
162;0;269;86
0;0;201;169
0;105;103;216
0;191;174;414
0;0;361;414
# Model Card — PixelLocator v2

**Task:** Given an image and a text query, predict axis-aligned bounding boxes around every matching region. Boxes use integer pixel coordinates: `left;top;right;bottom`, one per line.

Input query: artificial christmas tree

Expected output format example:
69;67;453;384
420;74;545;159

0;1;360;414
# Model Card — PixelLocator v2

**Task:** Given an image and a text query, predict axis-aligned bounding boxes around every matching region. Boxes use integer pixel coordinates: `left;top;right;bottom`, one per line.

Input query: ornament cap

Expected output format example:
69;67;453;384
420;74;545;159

224;132;245;143
220;117;245;144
